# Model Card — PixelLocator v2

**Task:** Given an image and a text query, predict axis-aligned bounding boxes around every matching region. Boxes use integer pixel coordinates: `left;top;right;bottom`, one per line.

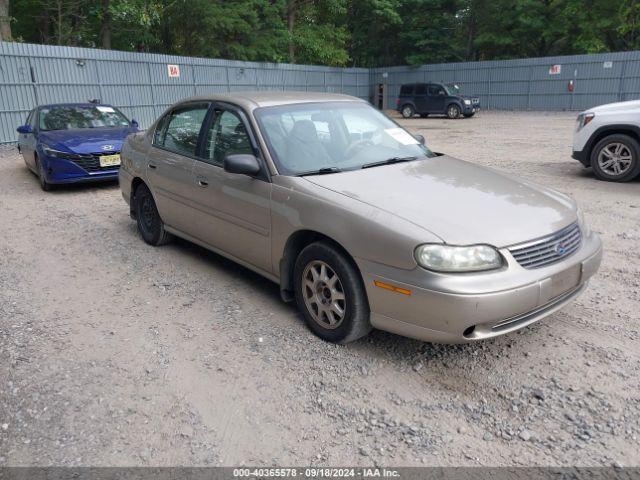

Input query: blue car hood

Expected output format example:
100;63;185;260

39;127;135;154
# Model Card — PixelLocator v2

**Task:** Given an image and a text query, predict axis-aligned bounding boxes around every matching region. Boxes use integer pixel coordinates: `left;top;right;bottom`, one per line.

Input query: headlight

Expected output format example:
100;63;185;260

415;244;503;273
42;144;73;158
576;112;594;131
464;99;471;105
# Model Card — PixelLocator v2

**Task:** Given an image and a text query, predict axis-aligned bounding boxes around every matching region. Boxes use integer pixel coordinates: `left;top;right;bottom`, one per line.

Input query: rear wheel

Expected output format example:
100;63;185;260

401;104;415;119
446;104;461;119
35;156;52;191
294;242;371;344
590;134;640;182
133;183;173;245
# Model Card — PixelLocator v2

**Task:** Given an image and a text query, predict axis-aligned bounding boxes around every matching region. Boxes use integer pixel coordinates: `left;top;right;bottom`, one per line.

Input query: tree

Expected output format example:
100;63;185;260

0;0;11;41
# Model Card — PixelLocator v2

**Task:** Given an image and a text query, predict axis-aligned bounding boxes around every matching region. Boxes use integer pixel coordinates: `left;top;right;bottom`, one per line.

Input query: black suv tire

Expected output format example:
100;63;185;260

446;104;461;119
401;104;415;119
590;133;640;182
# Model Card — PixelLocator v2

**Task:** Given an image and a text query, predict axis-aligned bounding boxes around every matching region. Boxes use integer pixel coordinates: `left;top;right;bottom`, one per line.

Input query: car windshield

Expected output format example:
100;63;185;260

39;105;131;131
254;102;435;175
445;84;460;96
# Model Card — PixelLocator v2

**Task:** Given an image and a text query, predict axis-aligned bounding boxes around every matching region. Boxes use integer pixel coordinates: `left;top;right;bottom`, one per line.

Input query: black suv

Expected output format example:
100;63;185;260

396;83;480;119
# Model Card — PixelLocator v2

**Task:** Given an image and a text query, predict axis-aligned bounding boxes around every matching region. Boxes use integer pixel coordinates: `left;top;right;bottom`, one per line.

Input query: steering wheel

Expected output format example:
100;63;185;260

344;139;374;158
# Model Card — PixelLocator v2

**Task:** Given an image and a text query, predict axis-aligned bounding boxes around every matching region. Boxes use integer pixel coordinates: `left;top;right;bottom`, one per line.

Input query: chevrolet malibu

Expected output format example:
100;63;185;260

119;92;602;344
17;102;139;190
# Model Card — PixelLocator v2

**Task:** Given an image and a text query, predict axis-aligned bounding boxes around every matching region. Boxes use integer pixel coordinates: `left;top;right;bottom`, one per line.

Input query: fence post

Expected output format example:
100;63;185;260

618;59;628;102
527;65;533;110
146;61;157;118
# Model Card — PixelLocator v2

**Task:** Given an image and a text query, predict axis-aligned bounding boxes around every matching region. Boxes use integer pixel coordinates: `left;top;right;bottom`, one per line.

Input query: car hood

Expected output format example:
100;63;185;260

588;99;640;113
38;127;135;154
303;155;577;248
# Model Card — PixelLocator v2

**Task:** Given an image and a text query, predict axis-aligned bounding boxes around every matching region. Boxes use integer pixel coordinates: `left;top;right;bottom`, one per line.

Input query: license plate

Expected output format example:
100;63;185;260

550;264;581;298
99;154;121;167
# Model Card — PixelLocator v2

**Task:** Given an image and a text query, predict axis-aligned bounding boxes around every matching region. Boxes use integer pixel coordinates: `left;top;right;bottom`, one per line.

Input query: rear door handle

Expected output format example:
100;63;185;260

148;163;157;169
197;178;209;187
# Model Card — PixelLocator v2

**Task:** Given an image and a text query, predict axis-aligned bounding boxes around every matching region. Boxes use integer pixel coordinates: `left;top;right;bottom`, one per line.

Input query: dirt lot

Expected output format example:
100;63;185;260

0;111;638;467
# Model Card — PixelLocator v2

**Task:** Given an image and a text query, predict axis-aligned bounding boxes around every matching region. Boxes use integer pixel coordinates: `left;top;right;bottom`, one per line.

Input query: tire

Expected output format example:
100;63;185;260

401;104;415;119
133;183;173;246
446;104;461;119
294;241;371;344
590;134;640;182
35;156;52;191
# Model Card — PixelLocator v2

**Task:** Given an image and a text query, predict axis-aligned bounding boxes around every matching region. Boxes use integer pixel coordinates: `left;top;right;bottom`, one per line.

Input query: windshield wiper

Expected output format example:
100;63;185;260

361;156;418;169
297;167;343;176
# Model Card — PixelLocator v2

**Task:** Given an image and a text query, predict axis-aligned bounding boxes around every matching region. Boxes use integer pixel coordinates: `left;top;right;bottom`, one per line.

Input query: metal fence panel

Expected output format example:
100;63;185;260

3;41;640;143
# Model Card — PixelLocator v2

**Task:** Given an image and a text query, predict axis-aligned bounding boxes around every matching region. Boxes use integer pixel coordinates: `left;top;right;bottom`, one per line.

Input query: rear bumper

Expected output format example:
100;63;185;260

358;232;602;344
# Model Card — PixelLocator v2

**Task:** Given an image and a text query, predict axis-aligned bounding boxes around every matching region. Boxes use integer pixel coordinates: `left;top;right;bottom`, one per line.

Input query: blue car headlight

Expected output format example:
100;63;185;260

41;144;76;159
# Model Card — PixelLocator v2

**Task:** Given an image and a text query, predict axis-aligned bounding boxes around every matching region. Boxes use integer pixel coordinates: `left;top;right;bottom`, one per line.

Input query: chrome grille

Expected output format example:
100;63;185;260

509;223;582;269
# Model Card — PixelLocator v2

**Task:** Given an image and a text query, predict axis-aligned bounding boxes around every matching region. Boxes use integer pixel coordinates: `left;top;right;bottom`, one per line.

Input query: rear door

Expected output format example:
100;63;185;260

426;84;446;113
146;102;210;234
188;104;272;273
413;84;428;113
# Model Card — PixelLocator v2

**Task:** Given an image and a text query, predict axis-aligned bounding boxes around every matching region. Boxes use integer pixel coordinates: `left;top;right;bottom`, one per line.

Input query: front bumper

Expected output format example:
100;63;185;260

463;104;479;114
357;232;602;344
42;156;120;184
571;149;590;167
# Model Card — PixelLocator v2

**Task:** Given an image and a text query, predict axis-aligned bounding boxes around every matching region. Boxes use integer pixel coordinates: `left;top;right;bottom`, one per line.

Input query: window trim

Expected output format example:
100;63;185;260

195;101;271;183
151;101;212;161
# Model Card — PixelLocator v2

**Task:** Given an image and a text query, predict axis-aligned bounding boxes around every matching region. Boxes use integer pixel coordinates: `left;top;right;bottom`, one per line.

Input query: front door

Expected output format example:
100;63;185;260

189;106;272;273
18;109;37;169
426;85;446;113
146;102;210;234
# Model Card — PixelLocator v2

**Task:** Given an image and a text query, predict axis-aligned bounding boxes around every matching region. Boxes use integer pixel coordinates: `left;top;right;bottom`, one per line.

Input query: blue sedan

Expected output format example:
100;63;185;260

17;103;139;191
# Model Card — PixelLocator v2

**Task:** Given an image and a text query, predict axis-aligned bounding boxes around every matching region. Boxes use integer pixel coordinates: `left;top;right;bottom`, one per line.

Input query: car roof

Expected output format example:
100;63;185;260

37;103;114;109
171;91;366;110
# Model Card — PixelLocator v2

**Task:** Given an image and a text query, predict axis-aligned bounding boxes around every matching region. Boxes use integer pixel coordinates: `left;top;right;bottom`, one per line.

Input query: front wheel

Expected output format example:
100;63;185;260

294;242;371;344
590;134;640;182
36;157;52;191
133;183;173;245
401;105;415;119
446;104;461;119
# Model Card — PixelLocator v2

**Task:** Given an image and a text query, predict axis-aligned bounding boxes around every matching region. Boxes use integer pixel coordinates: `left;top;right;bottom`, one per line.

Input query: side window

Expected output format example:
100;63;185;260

153;104;209;157
427;85;439;96
414;84;427;95
203;110;253;166
399;84;413;95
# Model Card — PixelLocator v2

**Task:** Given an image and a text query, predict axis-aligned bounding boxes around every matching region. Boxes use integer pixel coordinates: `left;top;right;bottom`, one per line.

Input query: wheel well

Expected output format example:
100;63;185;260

278;230;358;302
587;128;640;159
130;177;145;218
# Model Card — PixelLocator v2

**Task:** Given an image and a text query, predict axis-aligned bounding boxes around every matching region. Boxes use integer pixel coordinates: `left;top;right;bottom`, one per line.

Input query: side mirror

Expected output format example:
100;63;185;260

17;125;33;134
131;119;139;128
224;154;261;176
414;134;425;145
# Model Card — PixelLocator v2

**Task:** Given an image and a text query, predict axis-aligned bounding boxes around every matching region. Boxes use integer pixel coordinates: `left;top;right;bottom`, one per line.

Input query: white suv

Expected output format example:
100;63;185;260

572;99;640;182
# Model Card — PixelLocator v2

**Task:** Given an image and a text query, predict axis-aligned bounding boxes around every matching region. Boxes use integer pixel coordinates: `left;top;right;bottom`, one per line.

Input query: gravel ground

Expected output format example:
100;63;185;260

0;111;638;467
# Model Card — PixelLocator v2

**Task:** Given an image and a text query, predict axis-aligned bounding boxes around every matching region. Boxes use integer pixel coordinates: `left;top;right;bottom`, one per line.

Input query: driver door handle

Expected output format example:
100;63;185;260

148;163;157;169
197;178;209;187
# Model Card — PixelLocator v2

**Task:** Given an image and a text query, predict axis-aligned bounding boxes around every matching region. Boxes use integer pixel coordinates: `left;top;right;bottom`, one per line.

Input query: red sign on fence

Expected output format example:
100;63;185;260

167;64;180;78
548;64;561;75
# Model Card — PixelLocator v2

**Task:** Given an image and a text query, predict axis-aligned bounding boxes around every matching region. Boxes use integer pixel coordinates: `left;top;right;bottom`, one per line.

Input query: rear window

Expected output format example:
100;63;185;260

399;85;414;95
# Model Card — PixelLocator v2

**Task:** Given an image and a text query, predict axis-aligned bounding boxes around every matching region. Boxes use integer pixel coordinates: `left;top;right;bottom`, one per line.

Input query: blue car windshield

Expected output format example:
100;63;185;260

39;106;130;131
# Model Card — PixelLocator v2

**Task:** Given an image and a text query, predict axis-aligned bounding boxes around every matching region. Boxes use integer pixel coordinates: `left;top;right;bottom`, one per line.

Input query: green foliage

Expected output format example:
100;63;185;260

7;0;640;66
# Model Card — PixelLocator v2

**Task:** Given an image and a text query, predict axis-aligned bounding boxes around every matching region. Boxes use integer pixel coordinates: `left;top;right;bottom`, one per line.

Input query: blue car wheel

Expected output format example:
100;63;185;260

35;156;52;191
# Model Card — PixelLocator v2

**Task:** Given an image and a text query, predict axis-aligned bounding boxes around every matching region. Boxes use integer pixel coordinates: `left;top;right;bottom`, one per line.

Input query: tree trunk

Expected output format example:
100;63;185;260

0;0;12;42
99;0;111;49
287;0;296;63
